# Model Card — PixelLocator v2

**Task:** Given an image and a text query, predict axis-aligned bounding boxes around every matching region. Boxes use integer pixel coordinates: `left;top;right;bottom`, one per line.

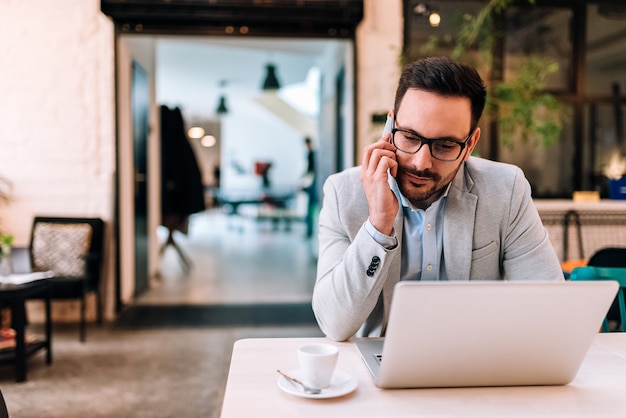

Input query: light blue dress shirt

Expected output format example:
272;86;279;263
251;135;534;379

365;178;449;281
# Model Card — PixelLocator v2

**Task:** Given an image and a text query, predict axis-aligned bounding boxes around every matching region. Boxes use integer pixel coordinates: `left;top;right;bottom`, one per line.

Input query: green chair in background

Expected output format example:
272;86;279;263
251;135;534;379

570;266;626;332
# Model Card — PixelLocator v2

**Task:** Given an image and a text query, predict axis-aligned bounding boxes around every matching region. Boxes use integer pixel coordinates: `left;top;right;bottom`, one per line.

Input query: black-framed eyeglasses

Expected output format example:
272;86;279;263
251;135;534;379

391;127;474;162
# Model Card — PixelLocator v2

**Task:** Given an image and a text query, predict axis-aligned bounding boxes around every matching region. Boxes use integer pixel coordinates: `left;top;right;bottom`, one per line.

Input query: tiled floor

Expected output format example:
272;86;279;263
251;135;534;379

136;209;318;306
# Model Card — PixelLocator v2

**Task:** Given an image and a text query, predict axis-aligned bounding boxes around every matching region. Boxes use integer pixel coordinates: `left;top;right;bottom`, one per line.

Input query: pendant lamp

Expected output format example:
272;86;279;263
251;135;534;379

262;63;281;90
216;95;228;114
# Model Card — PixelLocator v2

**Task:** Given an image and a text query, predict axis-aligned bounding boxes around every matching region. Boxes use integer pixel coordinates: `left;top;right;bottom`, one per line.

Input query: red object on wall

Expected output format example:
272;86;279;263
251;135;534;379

255;162;272;176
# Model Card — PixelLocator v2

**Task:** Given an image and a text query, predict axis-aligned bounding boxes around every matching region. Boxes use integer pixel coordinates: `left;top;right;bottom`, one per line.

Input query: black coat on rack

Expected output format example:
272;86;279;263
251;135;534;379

160;105;206;226
160;106;205;271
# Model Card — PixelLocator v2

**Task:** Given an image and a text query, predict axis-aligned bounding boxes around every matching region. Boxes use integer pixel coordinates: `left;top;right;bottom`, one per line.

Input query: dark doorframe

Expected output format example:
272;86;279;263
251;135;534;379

335;66;346;173
131;61;150;296
101;0;363;37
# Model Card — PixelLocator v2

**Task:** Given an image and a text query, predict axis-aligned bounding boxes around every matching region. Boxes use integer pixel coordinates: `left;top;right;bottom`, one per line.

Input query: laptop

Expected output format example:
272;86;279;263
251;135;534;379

356;280;618;389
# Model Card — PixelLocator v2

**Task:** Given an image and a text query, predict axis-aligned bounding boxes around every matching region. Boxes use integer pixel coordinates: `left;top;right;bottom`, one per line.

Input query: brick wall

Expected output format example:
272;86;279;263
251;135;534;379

0;0;116;322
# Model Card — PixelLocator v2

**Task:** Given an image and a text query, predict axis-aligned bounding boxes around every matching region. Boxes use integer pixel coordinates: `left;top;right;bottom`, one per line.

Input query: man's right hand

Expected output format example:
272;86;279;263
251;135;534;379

360;132;398;236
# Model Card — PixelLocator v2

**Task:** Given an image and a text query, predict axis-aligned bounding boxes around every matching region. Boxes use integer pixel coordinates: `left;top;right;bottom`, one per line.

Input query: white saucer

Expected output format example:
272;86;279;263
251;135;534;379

277;369;357;399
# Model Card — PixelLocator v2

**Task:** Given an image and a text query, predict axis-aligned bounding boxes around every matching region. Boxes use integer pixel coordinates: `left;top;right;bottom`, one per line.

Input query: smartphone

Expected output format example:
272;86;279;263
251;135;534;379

383;114;396;177
382;115;394;137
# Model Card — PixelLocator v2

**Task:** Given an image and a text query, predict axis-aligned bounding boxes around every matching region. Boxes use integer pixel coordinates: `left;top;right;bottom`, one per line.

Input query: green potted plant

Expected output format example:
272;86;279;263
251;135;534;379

0;176;13;275
0;232;13;269
0;232;13;277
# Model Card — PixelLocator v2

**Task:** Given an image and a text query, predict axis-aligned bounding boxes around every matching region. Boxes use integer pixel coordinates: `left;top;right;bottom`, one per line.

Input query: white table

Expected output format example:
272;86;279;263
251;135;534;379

221;334;626;417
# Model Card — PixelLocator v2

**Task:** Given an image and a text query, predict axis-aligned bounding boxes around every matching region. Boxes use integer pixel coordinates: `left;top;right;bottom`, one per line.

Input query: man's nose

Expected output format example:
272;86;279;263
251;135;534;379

410;143;434;169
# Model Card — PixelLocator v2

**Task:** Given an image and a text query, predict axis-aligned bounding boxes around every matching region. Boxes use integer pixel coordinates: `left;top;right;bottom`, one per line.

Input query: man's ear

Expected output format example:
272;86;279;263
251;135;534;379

464;128;481;160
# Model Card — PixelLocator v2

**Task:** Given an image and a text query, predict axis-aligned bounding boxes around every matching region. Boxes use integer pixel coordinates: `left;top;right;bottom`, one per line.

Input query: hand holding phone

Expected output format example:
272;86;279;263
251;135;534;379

359;112;399;235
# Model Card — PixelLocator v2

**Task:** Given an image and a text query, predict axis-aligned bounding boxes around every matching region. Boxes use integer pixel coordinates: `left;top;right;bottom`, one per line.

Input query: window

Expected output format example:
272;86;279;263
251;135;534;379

404;1;626;198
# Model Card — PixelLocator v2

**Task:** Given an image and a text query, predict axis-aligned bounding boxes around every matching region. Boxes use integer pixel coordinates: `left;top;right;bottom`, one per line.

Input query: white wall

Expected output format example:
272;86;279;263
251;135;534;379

0;0;117;320
221;95;305;190
355;0;404;162
0;1;115;240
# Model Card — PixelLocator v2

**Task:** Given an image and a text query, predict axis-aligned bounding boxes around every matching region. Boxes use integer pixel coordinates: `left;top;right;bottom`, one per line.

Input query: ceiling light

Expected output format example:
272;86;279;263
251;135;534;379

429;11;441;27
201;135;217;147
187;126;205;139
262;63;281;91
413;3;441;27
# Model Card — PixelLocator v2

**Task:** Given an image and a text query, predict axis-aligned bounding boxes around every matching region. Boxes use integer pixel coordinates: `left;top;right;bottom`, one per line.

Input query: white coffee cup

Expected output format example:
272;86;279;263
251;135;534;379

297;344;339;389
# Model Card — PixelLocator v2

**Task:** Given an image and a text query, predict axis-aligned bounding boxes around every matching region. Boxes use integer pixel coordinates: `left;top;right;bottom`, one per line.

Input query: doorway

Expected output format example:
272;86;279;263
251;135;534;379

117;35;355;310
105;0;363;315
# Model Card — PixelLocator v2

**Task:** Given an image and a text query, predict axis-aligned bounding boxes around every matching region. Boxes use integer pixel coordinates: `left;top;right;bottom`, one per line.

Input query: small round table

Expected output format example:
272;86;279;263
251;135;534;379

0;278;52;382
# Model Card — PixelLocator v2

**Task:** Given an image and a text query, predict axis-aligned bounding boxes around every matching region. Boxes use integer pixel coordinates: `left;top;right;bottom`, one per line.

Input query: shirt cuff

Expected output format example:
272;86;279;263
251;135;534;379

365;219;398;250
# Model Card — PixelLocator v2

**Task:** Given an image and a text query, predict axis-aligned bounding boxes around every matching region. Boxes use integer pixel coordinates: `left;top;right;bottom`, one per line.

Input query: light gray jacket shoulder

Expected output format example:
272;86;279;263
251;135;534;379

312;157;563;341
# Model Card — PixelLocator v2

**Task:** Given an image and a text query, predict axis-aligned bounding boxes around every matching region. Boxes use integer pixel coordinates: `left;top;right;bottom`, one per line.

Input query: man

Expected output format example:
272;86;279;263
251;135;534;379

312;56;563;342
302;137;318;238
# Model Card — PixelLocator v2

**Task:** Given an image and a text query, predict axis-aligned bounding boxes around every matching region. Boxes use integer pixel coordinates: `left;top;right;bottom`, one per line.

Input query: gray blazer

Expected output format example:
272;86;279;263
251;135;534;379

312;157;563;341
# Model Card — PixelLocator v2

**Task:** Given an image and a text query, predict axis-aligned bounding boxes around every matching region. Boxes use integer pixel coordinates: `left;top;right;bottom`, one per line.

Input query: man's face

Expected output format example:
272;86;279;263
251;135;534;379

393;88;480;209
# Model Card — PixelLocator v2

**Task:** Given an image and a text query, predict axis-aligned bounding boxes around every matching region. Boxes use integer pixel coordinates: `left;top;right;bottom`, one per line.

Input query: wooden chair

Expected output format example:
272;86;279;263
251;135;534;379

570;266;626;332
27;217;105;342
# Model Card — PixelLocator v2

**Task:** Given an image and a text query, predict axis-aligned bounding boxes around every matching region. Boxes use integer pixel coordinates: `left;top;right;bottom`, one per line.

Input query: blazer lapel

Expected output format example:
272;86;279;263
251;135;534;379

444;164;477;281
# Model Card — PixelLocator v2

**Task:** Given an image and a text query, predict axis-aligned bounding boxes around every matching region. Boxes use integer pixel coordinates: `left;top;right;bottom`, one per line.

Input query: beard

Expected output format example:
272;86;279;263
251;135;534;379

396;164;462;209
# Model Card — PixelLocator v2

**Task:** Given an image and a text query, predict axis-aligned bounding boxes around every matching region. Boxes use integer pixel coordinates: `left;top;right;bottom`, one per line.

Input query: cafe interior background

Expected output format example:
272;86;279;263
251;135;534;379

0;0;625;327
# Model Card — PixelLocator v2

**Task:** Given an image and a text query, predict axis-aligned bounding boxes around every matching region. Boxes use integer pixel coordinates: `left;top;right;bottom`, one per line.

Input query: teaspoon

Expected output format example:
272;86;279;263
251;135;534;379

277;369;322;395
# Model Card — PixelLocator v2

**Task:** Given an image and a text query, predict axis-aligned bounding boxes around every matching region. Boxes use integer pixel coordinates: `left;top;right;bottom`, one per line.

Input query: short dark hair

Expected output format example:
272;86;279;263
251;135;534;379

393;56;487;130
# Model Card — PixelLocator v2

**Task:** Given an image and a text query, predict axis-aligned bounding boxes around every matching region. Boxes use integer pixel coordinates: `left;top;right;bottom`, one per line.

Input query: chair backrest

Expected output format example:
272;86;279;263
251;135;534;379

29;217;104;285
570;266;626;332
588;247;626;268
